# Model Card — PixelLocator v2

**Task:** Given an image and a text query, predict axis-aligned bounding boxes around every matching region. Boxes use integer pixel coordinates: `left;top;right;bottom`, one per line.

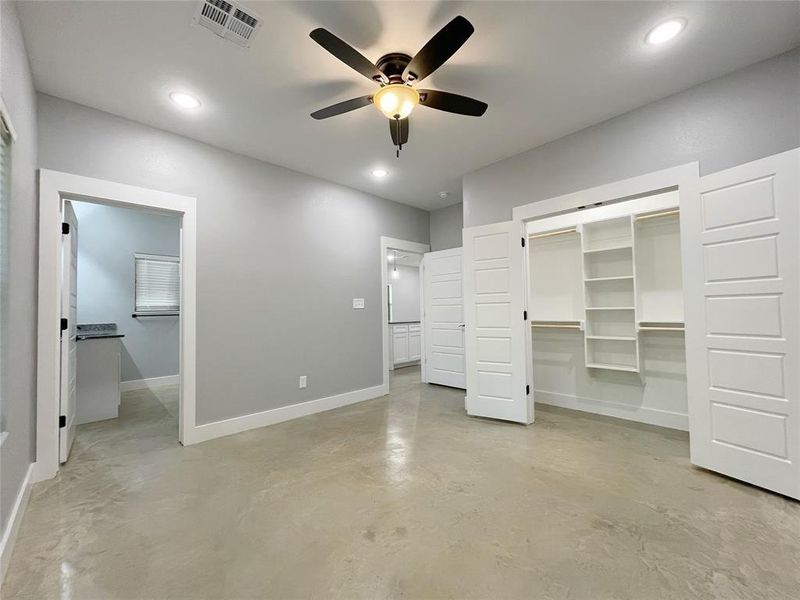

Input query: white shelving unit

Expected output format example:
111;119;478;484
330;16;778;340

580;216;641;373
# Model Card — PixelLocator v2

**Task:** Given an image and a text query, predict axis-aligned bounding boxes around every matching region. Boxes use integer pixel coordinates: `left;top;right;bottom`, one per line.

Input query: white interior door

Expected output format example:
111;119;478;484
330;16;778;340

59;201;78;463
683;148;800;499
463;221;532;423
422;248;465;388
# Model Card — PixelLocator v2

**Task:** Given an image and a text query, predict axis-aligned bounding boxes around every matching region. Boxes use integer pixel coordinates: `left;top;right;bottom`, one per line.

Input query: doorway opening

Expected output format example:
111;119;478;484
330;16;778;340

379;236;429;394
387;248;424;388
60;199;182;464
35;170;197;482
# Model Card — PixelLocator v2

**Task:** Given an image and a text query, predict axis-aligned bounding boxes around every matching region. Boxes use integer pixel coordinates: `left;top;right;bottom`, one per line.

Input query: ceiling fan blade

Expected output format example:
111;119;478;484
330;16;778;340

310;28;388;84
310;95;373;120
418;89;487;116
389;118;409;146
402;16;474;83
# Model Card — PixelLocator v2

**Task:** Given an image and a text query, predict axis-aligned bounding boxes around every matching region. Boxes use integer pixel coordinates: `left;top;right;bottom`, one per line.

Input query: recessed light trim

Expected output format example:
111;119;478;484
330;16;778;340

372;168;389;179
169;92;201;110
645;18;686;45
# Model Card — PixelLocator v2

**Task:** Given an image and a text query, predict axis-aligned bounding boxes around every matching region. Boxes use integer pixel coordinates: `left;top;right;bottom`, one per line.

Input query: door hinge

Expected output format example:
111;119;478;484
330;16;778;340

60;318;68;333
62;222;70;235
59;415;66;428
521;237;525;248
523;310;527;321
526;384;530;395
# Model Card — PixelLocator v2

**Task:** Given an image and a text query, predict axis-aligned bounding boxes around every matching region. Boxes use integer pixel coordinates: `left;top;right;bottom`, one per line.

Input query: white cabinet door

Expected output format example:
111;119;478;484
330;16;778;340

59;201;78;463
422;248;465;388
393;325;409;364
463;221;532;423
683;148;800;499
408;325;421;361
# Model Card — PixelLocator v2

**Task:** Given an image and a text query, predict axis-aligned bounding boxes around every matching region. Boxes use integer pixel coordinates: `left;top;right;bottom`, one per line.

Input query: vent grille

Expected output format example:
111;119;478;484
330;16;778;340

194;0;261;48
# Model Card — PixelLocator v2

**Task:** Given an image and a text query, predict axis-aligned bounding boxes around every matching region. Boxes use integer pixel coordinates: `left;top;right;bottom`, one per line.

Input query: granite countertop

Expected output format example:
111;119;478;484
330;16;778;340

76;323;125;341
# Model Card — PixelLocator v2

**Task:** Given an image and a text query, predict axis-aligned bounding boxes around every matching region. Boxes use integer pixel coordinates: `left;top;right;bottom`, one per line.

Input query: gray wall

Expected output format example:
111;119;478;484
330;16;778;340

429;202;463;251
464;48;800;227
72;201;180;382
37;94;429;424
388;264;420;323
0;2;38;532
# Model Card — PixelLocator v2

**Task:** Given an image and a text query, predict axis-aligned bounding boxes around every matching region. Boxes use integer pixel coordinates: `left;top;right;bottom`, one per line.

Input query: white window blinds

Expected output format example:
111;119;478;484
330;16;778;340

134;253;180;314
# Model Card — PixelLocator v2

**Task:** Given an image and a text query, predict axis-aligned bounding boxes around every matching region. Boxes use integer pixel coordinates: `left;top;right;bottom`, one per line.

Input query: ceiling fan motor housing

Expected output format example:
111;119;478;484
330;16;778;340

376;53;413;84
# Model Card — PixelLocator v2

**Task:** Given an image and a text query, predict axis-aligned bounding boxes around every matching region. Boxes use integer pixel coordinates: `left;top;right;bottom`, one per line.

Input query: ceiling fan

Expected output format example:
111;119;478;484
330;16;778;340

309;16;488;157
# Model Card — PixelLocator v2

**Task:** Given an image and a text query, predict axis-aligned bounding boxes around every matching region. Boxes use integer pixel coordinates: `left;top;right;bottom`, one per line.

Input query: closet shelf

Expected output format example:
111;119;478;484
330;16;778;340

638;321;685;332
584;275;634;283
586;363;639;373
586;335;636;341
582;243;632;255
585;306;635;311
531;320;583;330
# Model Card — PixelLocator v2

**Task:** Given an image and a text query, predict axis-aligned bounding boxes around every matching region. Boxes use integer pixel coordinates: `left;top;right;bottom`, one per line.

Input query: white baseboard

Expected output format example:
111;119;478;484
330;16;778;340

534;390;689;431
186;382;390;445
120;374;180;393
0;462;34;584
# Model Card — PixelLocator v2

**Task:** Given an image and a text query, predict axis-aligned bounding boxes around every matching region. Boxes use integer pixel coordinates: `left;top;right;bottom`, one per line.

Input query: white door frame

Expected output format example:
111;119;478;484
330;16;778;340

511;163;700;428
380;236;429;391
35;169;198;482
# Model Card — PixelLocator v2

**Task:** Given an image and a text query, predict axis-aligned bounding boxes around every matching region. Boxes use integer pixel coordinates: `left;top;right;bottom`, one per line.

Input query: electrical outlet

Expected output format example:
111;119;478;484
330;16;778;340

298;375;307;389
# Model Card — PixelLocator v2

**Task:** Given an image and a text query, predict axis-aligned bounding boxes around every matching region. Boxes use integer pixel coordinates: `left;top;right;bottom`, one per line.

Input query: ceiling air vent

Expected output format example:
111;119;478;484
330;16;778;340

193;0;262;48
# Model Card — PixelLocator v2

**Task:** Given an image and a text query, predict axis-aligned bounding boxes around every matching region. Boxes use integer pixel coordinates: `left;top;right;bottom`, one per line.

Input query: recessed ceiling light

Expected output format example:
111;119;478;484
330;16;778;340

439;192;449;199
372;168;389;178
645;18;686;45
169;92;201;110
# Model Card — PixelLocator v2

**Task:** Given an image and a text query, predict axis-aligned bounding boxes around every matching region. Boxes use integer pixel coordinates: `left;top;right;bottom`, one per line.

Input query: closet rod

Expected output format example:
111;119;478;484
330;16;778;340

636;208;679;221
529;227;577;240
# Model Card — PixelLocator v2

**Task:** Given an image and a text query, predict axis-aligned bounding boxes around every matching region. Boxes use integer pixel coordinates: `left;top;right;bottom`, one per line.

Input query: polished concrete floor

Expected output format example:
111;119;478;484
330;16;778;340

4;366;800;599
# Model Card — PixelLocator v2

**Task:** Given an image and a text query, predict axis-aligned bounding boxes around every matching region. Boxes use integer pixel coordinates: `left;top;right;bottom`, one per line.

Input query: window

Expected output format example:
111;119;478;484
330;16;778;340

134;253;180;315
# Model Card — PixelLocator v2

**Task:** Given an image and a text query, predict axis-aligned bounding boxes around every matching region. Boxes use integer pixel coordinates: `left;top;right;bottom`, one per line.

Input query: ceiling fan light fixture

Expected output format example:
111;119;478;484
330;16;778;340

373;84;420;120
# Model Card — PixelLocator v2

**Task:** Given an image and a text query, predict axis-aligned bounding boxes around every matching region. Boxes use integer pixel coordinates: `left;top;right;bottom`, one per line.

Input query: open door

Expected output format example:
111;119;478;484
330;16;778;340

422;247;465;388
463;221;532;423
682;148;800;499
59;201;78;463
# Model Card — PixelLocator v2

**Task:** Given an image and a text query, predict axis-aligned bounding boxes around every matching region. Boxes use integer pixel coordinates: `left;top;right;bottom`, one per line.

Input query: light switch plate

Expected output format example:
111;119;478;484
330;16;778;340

352;298;365;309
298;375;307;389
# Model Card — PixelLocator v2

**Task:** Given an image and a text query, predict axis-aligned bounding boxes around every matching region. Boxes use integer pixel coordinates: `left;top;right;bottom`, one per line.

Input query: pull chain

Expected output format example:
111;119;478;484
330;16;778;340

395;116;402;158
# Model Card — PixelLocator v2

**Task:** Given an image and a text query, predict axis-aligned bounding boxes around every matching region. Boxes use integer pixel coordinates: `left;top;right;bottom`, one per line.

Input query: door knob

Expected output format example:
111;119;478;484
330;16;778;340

458;323;466;328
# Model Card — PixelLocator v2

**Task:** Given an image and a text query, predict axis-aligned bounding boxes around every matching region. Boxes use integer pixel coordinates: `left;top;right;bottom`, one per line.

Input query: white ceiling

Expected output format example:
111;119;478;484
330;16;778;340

17;1;800;210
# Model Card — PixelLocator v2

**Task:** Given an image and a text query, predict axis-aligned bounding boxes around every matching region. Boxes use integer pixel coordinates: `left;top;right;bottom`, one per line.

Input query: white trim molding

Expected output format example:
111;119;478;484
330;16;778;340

36;170;197;482
120;374;181;393
0;463;34;582
379;236;430;392
187;384;388;445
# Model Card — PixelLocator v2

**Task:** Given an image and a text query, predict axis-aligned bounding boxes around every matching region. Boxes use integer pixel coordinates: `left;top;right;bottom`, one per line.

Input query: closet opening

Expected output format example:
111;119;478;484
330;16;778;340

526;189;688;430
